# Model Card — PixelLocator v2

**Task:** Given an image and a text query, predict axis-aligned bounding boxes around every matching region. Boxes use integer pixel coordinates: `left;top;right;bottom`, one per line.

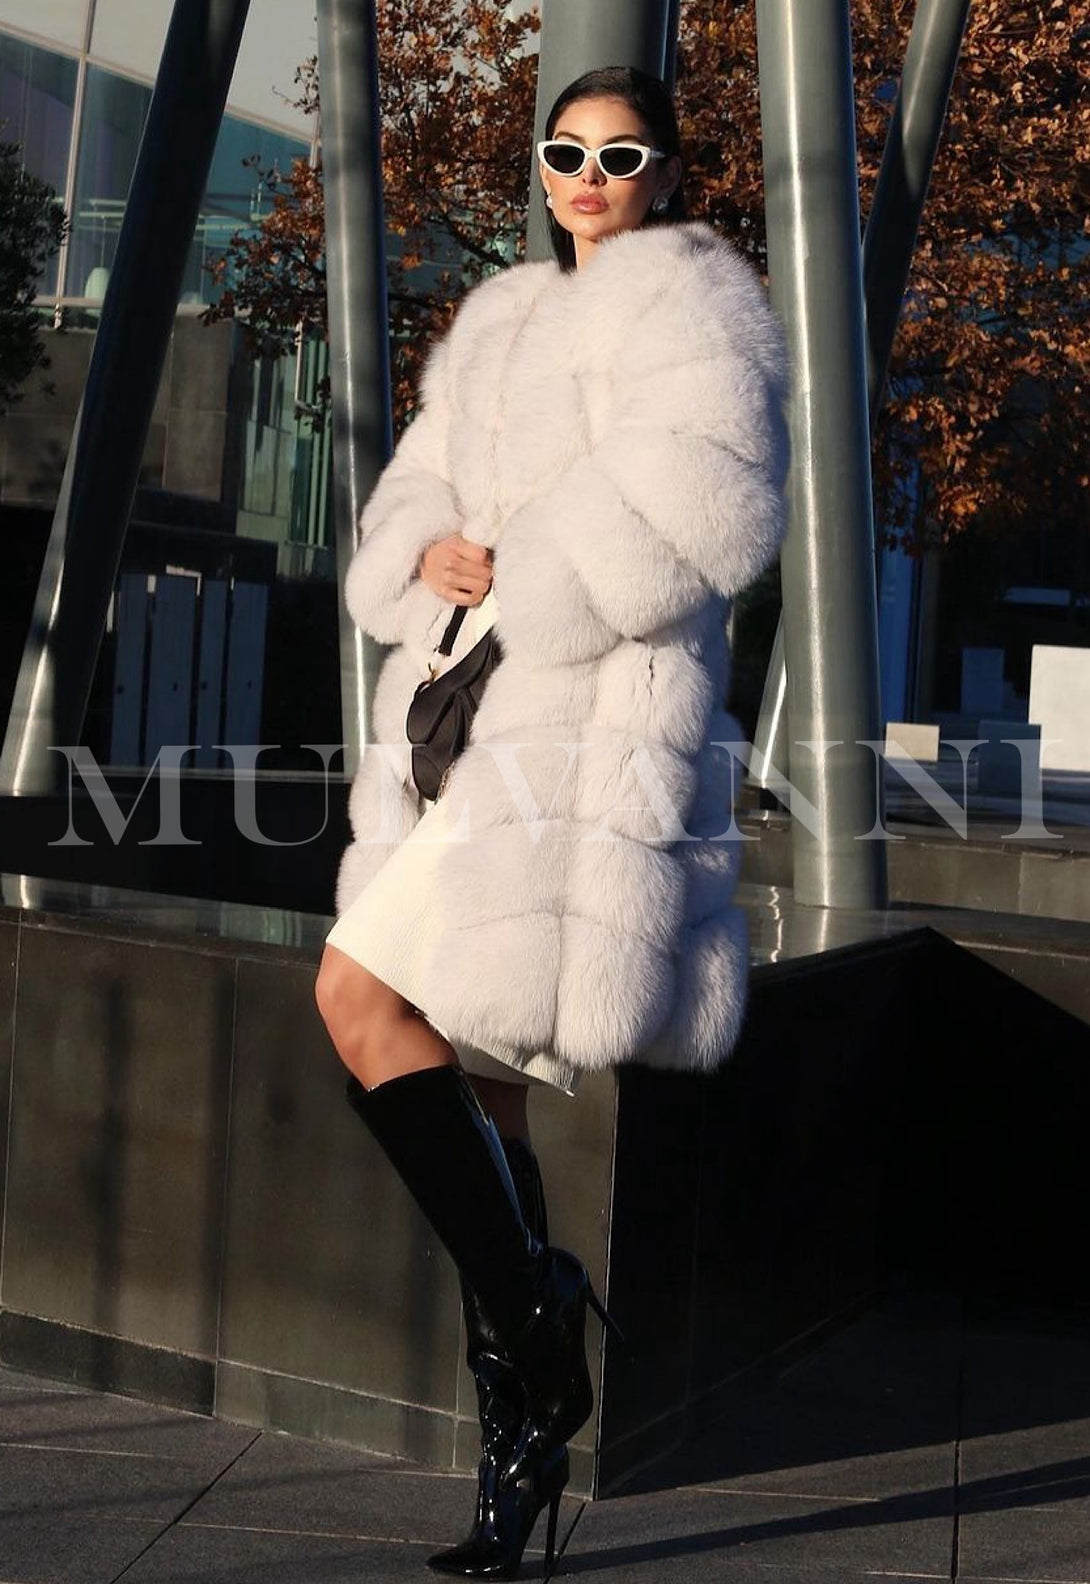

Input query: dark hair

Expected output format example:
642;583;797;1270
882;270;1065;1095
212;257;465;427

542;66;687;272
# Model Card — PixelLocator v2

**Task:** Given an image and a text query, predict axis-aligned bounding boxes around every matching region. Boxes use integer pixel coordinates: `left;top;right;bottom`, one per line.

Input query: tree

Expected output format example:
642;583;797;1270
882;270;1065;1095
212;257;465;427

0;142;66;413
851;0;1089;554
672;0;1089;555
206;0;1089;555
203;4;539;423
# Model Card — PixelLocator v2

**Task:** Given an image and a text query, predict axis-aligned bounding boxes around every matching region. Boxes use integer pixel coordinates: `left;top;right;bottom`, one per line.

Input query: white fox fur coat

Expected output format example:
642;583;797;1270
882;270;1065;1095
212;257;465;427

335;220;790;1074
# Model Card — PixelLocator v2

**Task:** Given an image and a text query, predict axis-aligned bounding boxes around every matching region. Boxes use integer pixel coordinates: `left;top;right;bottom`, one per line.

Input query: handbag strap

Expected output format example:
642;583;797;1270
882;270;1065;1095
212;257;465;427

436;604;469;656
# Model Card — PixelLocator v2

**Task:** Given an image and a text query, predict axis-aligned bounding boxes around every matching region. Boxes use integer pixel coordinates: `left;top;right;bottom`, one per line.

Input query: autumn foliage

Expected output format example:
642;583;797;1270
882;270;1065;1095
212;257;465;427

206;0;1089;556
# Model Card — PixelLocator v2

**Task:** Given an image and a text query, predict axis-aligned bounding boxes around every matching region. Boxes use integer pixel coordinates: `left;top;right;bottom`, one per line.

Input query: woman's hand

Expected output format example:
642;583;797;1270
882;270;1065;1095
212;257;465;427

418;533;494;606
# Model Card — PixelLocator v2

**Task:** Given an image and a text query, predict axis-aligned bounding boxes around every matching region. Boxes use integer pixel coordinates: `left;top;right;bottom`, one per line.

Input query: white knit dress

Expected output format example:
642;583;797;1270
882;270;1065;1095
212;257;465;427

326;581;581;1096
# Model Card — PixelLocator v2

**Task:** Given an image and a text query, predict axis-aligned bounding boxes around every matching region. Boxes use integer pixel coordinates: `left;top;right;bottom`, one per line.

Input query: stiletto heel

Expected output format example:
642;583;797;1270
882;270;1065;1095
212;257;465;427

543;1490;562;1572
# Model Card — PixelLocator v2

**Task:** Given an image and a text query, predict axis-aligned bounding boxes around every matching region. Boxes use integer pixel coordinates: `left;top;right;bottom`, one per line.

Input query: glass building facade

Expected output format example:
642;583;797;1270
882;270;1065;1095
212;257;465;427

0;5;342;770
2;4;1082;787
62;65;307;305
0;33;77;294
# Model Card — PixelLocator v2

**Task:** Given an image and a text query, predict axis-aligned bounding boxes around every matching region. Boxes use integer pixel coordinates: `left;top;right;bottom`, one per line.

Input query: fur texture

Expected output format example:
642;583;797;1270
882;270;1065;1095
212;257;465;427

337;221;790;1073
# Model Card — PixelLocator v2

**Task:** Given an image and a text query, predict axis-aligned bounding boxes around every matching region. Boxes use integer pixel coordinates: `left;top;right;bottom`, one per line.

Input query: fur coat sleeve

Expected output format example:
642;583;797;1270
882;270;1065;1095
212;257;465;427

341;336;459;646
494;226;790;665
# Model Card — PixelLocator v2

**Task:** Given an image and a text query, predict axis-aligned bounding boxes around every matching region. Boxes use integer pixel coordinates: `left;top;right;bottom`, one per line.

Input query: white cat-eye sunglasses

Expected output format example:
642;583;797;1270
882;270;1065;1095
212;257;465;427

537;139;666;180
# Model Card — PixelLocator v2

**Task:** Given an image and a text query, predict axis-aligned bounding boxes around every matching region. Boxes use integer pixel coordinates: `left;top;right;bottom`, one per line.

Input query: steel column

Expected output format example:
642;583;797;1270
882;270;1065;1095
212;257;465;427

755;0;886;908
750;620;787;793
863;0;972;412
315;0;393;776
752;0;972;799
527;0;678;263
0;0;250;795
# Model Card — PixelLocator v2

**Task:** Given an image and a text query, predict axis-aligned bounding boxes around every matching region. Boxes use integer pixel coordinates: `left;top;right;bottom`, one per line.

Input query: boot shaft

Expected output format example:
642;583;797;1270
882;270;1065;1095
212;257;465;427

345;1066;542;1343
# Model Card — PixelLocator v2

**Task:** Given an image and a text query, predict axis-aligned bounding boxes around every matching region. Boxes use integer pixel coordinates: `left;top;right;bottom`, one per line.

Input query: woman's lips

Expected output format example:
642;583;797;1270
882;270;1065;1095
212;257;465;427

571;197;607;213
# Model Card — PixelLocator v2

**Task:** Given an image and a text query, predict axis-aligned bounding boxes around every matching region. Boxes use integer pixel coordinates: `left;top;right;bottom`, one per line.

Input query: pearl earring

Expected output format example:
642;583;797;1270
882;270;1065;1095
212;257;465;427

652;195;669;214
545;192;554;210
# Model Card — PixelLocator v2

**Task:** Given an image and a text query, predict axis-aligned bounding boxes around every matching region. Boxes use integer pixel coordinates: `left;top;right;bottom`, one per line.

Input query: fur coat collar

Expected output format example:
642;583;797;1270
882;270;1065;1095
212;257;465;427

336;220;789;1073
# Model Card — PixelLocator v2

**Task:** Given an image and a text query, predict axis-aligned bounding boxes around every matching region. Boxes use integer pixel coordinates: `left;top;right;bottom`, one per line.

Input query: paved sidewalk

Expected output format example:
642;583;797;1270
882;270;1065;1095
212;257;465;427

2;1292;1089;1582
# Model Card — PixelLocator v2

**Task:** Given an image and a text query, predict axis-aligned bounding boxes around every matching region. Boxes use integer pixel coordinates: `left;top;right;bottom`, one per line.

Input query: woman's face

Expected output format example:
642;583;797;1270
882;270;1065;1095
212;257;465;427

540;94;680;266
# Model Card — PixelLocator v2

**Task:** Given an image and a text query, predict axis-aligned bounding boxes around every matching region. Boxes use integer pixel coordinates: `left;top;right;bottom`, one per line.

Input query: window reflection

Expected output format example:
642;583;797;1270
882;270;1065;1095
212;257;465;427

0;25;337;778
0;34;76;294
67;66;148;298
68;64;307;304
186;115;307;302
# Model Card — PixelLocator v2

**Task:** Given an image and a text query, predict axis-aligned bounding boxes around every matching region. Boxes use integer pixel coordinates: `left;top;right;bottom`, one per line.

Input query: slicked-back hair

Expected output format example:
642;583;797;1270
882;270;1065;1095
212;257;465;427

542;65;687;272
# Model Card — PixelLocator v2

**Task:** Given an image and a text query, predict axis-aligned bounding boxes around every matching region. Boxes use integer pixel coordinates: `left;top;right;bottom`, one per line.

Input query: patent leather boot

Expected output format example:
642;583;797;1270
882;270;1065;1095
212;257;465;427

344;1067;543;1341
430;1439;569;1580
428;1245;621;1580
428;1140;549;1578
508;1245;599;1451
345;1067;616;1578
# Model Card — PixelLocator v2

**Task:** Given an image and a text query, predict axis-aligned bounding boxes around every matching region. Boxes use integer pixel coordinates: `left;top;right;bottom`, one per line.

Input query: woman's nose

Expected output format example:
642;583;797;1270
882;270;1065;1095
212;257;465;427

582;158;606;185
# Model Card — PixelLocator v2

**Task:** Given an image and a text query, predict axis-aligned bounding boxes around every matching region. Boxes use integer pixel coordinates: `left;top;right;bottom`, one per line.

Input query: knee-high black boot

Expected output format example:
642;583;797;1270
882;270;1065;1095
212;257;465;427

429;1138;550;1578
345;1066;606;1578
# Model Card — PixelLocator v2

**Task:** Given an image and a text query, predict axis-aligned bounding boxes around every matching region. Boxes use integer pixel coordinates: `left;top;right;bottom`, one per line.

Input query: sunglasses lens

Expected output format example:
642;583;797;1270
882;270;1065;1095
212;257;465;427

599;146;645;178
544;143;585;176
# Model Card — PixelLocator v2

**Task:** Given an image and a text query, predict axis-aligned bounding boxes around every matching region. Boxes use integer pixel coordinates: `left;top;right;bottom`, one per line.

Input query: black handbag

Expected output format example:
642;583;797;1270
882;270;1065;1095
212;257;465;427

406;603;503;801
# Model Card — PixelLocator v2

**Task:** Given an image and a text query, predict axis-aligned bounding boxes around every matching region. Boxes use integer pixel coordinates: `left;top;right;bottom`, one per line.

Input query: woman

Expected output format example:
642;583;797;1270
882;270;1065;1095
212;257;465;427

316;65;789;1579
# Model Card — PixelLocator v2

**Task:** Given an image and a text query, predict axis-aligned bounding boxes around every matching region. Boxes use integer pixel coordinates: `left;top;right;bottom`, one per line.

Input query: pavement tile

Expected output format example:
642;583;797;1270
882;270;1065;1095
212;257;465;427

180;1429;581;1552
0;1382;256;1467
619;1387;957;1497
961;1330;1090;1440
109;1522;447;1583
608;1295;963;1506
558;1482;954;1577
0;1443;223;1527
781;1308;963;1392
8;1301;1088;1584
646;1435;956;1503
555;1558;944;1584
768;1341;961;1436
0;1515;165;1584
958;1497;1090;1583
956;1324;1090;1584
961;1423;1090;1494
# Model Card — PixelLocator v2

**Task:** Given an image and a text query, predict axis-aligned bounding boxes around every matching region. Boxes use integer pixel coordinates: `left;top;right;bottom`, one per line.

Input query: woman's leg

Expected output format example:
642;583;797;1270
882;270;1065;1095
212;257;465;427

315;944;455;1089
314;941;594;1576
315;942;543;1339
317;943;535;1136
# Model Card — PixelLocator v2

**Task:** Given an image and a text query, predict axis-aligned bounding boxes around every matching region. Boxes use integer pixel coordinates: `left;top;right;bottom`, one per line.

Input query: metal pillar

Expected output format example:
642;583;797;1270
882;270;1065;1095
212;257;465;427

863;0;972;411
750;621;787;792
0;0;250;796
315;0;392;776
755;0;886;909
663;0;683;87
527;0;678;262
752;0;972;800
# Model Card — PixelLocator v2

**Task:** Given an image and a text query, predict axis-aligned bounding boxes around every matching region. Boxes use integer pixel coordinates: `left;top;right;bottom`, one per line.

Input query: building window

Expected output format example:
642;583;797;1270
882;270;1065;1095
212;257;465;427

66;63;309;305
67;64;149;299
0;33;77;294
191;114;308;304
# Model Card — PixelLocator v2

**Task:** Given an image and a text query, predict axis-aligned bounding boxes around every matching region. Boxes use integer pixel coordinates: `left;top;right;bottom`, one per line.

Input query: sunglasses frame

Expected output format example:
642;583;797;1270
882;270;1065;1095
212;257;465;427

536;139;666;180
